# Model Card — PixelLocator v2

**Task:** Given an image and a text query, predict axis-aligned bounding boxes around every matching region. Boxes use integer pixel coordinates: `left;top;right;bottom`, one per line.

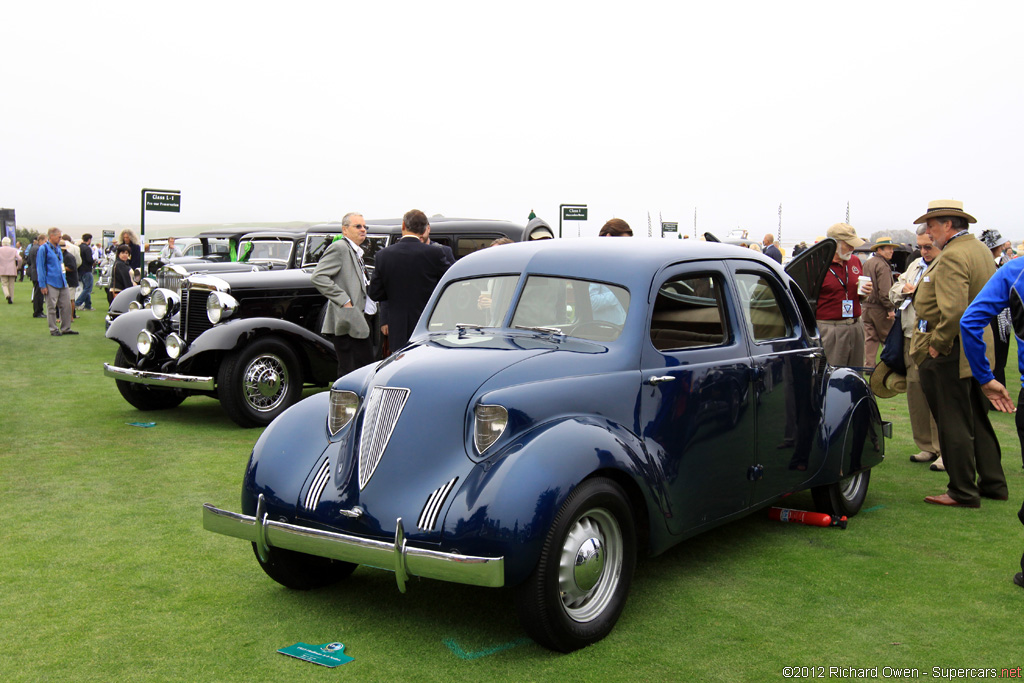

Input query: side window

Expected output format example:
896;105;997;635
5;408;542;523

650;274;728;351
733;272;793;342
455;236;502;259
184;244;200;257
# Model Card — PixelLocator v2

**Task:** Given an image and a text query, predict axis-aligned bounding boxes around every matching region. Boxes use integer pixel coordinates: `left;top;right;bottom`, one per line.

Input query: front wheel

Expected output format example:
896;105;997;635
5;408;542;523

112;347;186;411
812;469;871;517
253;544;356;590
516;478;636;652
218;337;303;428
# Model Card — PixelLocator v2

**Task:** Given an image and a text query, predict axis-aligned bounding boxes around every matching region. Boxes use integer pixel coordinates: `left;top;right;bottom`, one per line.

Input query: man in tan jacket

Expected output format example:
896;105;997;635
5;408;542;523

862;236;897;369
910;200;1007;507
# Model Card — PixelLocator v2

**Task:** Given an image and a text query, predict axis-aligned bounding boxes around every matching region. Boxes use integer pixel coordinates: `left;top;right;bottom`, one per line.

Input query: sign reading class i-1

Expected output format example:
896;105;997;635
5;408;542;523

661;221;678;238
145;191;181;212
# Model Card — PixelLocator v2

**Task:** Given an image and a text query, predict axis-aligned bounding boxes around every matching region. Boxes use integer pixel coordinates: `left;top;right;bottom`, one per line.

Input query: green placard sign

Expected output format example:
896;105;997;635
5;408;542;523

145;192;181;213
563;206;588;221
662;222;678;233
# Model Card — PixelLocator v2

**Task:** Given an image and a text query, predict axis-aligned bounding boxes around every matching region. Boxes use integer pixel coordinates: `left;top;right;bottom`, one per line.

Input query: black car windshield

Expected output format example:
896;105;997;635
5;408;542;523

429;275;629;343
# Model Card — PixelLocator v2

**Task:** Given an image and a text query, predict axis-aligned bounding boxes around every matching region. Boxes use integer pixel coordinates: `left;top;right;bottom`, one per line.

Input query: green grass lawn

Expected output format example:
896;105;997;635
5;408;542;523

1;278;1021;682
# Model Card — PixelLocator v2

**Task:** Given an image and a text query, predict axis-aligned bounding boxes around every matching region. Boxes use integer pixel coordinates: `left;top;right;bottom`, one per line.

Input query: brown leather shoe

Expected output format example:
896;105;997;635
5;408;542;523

924;493;980;508
910;451;938;463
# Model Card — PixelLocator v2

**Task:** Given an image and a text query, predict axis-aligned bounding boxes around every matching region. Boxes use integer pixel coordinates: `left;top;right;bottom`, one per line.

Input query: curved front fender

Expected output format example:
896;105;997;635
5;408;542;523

441;416;661;587
178;317;337;384
105;308;161;351
805;368;885;488
242;392;332;519
109;286;143;316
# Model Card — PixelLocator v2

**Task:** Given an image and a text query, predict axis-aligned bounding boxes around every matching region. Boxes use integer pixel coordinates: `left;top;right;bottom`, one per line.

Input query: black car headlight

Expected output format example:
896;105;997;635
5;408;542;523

140;277;158;296
328;390;360;435
474;404;508;455
206;291;238;324
150;288;179;320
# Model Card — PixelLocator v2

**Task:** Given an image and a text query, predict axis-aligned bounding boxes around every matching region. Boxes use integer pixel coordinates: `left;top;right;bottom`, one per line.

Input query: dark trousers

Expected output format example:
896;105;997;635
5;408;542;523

919;340;1008;505
32;281;43;316
330;333;375;379
1017;387;1024;469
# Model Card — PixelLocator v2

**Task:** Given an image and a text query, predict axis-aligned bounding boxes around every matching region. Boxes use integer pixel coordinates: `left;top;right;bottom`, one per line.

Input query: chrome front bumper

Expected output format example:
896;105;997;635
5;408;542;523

202;494;505;591
103;363;215;391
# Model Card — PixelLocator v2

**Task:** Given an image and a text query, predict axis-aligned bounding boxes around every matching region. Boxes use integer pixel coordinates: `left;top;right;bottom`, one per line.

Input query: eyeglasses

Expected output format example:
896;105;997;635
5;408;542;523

919;244;935;251
350;224;367;230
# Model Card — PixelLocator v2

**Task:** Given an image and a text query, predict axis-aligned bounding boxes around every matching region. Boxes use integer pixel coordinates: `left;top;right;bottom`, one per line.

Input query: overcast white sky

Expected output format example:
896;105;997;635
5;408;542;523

4;1;1022;243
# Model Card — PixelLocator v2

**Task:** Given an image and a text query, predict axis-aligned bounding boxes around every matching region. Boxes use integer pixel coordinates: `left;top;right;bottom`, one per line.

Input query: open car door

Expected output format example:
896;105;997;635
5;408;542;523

784;238;837;318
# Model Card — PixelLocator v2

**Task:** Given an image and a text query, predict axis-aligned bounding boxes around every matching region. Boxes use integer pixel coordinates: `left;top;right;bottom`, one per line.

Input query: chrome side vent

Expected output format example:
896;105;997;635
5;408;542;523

304;457;331;511
358;387;410;490
417;477;458;530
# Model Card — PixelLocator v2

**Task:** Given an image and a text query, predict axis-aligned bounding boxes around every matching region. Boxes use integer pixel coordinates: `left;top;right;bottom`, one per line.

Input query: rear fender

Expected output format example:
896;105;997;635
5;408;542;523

441;416;663;587
805;368;885;488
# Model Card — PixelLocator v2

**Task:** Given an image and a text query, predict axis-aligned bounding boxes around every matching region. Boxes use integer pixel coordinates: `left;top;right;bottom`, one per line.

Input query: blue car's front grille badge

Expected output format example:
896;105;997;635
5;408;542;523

358;387;410;490
418;477;459;530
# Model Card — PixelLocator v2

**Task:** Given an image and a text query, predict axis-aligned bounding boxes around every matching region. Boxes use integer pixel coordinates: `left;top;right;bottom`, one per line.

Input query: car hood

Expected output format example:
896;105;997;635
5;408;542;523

307;331;604;544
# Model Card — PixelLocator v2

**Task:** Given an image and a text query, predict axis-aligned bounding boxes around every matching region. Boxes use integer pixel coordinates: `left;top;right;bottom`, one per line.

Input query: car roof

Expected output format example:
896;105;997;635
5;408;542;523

444;238;784;291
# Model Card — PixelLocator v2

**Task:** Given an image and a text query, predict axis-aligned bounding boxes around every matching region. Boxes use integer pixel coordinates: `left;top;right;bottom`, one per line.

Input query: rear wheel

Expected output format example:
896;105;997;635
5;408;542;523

218;338;303;428
516;478;636;652
812;469;870;517
253;544;356;590
112;347;186;410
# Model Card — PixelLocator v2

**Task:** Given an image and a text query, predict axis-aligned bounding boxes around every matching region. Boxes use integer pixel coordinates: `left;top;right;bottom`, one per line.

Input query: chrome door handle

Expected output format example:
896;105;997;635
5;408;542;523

647;375;676;385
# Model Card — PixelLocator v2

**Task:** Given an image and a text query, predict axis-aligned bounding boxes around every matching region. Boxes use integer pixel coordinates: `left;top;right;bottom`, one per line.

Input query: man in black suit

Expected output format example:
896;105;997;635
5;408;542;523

369;209;450;354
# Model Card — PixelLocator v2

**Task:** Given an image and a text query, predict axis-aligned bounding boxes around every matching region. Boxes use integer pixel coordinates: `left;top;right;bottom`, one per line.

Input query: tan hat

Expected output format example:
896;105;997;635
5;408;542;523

870;361;908;399
913;199;976;225
826;223;866;248
870;237;895;251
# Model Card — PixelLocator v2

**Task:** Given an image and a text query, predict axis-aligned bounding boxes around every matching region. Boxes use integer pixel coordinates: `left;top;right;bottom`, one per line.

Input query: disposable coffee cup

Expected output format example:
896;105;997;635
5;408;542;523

857;276;871;296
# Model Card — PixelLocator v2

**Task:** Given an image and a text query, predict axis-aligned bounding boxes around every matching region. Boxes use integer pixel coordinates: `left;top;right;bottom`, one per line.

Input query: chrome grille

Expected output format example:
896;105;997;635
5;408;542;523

180;289;213;344
358;387;410;490
158;270;185;294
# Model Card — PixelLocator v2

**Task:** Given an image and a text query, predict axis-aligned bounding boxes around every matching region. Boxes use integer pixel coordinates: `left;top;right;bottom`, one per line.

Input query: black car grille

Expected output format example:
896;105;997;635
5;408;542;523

180;289;213;343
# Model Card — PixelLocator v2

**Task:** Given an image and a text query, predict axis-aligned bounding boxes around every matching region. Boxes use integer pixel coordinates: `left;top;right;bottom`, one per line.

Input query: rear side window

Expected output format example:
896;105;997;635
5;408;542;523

650;275;728;351
733;272;792;342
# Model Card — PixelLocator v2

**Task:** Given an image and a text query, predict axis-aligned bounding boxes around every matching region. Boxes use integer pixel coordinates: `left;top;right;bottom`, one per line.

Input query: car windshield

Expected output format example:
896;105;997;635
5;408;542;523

238;238;294;264
428;275;629;343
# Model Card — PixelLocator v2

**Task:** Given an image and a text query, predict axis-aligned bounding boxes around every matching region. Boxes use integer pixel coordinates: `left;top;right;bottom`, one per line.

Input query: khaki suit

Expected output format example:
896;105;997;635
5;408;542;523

911;233;1006;505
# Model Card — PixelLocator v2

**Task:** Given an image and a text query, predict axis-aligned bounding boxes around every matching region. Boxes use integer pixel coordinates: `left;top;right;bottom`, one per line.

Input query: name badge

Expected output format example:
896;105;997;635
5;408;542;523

841;299;854;318
923;276;930;283
900;299;911;310
918;320;928;332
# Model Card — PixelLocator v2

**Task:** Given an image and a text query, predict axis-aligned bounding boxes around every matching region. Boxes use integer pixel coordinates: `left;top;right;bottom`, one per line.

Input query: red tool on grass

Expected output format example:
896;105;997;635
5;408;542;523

769;507;847;529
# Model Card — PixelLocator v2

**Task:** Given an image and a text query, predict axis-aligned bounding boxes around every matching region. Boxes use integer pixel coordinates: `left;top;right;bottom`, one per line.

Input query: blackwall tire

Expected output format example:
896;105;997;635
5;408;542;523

218;337;303;428
812;469;871;517
515;478;636;652
112;347;186;411
252;543;356;590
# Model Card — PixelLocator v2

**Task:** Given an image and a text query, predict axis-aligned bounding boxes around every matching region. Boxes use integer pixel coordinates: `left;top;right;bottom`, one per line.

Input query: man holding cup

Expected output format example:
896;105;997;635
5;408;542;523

815;223;871;367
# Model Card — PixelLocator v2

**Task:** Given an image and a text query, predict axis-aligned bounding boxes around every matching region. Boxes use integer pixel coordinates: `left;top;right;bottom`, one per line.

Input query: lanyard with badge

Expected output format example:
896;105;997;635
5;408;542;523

829;263;854;318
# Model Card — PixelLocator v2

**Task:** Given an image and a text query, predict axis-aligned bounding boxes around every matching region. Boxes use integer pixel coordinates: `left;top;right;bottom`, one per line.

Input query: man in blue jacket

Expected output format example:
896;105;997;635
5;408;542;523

961;255;1024;589
36;227;77;336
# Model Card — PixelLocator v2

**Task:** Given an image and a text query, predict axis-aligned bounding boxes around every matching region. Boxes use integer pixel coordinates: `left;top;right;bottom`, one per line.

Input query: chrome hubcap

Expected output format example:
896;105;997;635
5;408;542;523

557;508;622;622
242;354;289;412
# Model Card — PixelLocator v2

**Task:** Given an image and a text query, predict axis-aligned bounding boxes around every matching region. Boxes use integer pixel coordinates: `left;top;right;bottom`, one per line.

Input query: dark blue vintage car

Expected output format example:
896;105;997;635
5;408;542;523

203;238;888;651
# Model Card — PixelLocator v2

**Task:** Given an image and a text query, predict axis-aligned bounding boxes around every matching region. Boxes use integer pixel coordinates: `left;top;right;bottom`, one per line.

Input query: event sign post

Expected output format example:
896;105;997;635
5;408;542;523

661;221;678;239
140;188;181;247
559;204;587;238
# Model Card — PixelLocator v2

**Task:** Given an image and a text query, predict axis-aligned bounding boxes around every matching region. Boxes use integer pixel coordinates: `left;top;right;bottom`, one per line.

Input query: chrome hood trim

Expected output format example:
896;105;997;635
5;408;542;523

358;387;410;490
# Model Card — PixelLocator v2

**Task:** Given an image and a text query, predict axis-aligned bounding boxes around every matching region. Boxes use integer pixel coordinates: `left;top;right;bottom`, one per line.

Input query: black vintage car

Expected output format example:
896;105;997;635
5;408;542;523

103;217;552;427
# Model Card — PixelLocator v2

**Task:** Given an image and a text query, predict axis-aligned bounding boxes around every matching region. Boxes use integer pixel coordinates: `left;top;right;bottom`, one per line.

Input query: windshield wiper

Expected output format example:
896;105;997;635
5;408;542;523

513;325;565;340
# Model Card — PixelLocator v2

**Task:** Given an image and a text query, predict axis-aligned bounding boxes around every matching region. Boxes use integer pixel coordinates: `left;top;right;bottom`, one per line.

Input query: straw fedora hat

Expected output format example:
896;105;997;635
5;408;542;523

870;237;895;251
870;361;907;399
913;199;977;225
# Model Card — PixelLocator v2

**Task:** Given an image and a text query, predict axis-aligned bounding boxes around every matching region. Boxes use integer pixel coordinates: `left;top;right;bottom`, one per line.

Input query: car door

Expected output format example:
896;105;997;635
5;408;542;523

728;263;825;504
638;262;756;535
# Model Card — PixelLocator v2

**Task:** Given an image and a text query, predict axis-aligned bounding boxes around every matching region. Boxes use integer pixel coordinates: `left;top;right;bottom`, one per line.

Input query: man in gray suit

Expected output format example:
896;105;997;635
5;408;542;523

311;212;377;377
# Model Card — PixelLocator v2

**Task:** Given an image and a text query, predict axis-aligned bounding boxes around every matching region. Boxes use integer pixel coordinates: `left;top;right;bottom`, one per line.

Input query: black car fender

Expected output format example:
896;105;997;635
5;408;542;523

109;285;144;317
178;317;337;384
440;415;659;587
105;308;163;359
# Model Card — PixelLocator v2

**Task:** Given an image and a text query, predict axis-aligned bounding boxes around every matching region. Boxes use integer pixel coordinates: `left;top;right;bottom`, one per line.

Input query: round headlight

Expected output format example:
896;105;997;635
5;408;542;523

140;277;157;296
207;291;239;324
128;300;142;311
165;333;185;359
328;390;360;435
150;288;179;320
137;330;155;356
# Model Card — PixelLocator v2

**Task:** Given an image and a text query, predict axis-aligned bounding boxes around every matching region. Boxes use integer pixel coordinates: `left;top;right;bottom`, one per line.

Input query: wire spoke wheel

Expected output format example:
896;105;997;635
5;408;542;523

242;353;289;412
